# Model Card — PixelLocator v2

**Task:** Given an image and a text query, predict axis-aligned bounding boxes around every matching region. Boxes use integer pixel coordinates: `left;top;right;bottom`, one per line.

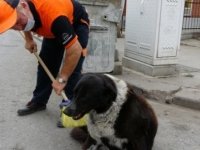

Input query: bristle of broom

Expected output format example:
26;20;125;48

61;108;88;128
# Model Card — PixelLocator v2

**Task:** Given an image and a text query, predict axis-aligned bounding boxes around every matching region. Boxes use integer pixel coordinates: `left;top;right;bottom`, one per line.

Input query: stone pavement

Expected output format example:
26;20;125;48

0;30;200;150
115;37;200;111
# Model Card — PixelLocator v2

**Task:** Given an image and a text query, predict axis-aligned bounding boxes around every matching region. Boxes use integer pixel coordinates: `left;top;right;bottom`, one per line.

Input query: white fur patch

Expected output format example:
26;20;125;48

87;74;128;149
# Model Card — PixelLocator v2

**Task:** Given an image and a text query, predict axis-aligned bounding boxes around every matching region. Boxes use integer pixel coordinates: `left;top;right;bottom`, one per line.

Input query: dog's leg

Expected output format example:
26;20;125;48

131;137;149;150
87;144;97;150
87;144;109;150
70;126;89;143
82;134;96;150
97;144;109;150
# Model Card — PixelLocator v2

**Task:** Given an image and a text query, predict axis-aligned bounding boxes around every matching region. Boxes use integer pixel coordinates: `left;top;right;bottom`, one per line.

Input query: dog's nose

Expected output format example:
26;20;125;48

63;100;77;116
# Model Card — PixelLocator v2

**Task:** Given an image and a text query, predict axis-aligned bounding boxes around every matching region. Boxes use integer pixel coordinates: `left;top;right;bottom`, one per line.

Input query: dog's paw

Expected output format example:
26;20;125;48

87;144;108;150
87;144;100;150
97;145;109;150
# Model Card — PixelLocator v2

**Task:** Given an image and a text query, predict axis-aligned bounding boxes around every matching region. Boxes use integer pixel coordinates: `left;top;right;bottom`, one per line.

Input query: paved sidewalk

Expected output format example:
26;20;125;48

115;37;200;111
0;30;200;150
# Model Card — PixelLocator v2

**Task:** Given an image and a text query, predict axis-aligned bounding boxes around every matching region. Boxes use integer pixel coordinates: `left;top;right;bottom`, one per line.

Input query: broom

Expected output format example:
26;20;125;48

19;32;87;127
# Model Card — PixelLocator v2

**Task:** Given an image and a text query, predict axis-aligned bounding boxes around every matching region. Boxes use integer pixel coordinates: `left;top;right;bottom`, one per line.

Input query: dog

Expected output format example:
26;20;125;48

64;73;158;150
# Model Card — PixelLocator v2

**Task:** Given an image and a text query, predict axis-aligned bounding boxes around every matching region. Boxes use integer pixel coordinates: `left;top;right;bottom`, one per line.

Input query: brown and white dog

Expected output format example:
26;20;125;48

64;73;158;150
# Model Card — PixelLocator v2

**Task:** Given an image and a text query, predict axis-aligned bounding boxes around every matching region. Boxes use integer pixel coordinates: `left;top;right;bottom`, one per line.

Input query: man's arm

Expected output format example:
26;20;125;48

52;40;82;95
59;40;82;80
51;16;83;95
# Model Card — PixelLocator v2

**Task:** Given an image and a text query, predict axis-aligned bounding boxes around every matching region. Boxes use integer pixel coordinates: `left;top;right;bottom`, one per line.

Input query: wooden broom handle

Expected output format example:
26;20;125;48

19;32;68;101
33;52;68;100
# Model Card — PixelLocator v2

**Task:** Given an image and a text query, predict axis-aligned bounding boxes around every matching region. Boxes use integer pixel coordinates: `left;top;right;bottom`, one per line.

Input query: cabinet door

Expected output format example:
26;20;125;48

157;0;184;58
125;0;161;58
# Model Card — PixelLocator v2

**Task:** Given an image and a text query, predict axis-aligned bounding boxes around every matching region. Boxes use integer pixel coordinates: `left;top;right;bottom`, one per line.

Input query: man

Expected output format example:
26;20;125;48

0;0;89;116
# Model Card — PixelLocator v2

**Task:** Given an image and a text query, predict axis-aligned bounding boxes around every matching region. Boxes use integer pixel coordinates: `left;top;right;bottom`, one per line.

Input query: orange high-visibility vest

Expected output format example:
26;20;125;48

31;0;74;38
31;0;89;54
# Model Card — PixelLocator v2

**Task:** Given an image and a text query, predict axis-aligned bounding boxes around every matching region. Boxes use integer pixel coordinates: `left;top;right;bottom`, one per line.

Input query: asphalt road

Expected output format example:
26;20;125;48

0;31;200;150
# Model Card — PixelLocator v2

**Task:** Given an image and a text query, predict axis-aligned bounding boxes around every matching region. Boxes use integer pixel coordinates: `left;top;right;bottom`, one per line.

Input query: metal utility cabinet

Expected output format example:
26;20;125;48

79;0;125;73
123;0;185;76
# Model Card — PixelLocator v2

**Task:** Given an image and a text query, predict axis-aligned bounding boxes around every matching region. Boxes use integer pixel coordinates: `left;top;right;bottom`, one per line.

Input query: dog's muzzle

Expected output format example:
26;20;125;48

63;102;76;116
63;103;85;120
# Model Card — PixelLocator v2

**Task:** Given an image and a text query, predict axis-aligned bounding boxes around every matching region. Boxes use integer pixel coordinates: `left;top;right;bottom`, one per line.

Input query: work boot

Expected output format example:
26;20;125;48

17;101;46;116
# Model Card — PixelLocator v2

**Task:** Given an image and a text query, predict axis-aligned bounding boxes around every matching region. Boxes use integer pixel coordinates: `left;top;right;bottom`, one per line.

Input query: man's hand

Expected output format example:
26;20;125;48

25;39;37;53
52;79;67;95
23;31;37;53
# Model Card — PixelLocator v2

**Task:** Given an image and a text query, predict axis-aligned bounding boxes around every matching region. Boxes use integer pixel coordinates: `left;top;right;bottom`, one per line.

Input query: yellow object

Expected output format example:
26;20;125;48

60;107;88;128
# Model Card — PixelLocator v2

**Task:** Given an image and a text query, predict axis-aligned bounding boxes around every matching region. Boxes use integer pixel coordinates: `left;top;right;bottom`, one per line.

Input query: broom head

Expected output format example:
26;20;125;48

60;107;88;128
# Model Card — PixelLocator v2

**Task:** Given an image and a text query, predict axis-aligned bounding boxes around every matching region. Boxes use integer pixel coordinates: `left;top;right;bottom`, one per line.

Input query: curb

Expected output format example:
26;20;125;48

136;86;200;111
173;88;200;111
115;38;200;111
117;68;200;111
173;96;200;111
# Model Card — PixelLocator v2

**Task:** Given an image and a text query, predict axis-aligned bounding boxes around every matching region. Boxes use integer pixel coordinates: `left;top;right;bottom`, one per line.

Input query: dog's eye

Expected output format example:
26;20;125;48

74;89;88;99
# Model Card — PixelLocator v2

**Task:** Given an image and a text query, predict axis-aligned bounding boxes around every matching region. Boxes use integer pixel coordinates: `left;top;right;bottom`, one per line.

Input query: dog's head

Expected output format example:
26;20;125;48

64;73;117;120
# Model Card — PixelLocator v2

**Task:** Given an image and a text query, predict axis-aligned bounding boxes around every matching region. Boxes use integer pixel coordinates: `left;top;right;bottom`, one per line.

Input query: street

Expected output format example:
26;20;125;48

0;31;200;150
